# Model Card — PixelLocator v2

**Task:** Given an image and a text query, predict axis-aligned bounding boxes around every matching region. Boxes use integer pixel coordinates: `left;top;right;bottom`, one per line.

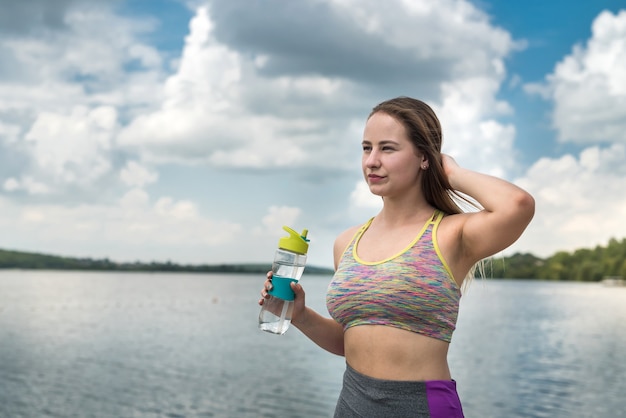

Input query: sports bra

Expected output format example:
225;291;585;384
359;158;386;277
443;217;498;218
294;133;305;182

326;210;460;342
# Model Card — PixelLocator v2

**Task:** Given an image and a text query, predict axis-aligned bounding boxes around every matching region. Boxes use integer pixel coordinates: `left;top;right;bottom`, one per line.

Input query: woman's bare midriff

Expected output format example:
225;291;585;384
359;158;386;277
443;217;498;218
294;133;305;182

344;325;452;381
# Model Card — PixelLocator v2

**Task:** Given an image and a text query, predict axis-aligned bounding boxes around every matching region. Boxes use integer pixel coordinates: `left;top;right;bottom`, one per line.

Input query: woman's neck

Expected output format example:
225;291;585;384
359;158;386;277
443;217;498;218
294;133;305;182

375;197;434;227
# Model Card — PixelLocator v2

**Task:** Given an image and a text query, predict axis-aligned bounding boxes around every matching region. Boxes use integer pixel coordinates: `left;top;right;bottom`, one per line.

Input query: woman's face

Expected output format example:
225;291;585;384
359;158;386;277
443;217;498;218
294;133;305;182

361;112;426;198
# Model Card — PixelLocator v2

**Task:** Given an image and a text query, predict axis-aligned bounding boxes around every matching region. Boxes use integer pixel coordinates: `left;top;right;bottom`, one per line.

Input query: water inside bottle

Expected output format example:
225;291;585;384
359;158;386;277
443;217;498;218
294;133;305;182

259;295;295;335
273;264;305;281
272;250;306;281
259;319;291;334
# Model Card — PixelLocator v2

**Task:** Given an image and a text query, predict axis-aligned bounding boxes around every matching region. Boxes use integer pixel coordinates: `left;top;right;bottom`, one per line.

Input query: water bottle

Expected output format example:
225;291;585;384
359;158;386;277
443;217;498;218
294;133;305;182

259;226;309;335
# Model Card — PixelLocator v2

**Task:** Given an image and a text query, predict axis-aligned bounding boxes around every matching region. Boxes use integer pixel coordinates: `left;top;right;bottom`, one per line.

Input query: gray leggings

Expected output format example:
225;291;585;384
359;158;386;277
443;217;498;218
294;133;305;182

334;363;464;418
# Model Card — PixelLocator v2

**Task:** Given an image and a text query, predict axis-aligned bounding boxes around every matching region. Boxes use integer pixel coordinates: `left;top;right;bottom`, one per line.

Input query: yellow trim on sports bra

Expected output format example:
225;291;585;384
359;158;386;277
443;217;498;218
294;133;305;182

352;211;435;266
431;211;459;288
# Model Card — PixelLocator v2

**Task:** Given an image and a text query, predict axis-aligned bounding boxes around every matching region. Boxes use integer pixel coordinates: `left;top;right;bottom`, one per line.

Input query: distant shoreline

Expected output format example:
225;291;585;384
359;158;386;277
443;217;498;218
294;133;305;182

2;238;626;281
0;248;334;275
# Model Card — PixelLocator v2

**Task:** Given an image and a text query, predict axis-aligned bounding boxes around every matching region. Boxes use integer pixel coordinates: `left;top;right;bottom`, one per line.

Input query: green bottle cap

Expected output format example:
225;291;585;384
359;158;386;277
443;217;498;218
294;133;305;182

278;226;310;255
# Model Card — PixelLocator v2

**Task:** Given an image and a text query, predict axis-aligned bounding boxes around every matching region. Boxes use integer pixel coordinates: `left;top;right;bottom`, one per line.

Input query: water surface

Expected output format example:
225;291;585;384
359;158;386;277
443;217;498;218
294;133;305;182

0;271;624;417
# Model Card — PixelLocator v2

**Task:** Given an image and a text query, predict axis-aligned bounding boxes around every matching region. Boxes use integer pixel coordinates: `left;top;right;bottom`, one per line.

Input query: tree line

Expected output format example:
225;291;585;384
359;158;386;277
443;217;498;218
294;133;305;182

489;237;626;281
2;237;626;281
0;248;334;275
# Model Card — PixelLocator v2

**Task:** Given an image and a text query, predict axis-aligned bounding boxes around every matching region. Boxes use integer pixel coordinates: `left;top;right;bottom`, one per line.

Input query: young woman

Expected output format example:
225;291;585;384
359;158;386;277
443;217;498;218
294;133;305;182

259;96;535;417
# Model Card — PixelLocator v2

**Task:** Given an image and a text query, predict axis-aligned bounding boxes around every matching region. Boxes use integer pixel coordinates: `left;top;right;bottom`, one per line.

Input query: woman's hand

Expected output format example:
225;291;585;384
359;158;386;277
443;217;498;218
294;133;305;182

441;153;460;188
258;271;274;305
289;280;307;326
258;271;308;325
259;271;344;355
440;154;535;265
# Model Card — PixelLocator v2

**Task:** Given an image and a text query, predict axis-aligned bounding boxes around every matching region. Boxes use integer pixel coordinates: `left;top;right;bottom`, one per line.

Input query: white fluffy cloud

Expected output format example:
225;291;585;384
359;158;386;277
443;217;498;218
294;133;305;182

119;161;159;188
436;78;516;177
2;0;521;183
25;106;116;186
350;181;382;210
0;188;243;263
513;144;626;257
328;0;518;78
117;6;354;169
118;2;519;175
508;9;626;258
253;205;303;239
525;10;626;145
0;0;548;266
0;4;164;196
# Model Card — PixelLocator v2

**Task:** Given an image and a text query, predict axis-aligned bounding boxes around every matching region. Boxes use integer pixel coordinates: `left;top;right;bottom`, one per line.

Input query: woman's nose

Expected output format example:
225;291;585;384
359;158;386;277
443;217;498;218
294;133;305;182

365;150;380;168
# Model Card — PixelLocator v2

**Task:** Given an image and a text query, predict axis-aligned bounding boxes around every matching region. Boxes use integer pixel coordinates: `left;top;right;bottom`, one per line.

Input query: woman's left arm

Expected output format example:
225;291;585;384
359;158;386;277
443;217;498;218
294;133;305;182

443;154;535;262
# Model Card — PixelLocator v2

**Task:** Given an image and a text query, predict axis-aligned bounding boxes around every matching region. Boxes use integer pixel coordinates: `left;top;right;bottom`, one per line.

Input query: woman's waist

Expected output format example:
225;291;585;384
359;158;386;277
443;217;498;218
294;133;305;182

344;325;452;381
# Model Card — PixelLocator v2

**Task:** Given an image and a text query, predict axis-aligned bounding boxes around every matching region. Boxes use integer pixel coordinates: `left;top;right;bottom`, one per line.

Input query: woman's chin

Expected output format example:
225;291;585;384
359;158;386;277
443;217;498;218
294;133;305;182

367;186;384;196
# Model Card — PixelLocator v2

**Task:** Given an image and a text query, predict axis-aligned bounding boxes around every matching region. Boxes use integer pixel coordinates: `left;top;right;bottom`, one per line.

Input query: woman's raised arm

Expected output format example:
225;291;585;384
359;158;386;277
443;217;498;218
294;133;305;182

443;154;535;264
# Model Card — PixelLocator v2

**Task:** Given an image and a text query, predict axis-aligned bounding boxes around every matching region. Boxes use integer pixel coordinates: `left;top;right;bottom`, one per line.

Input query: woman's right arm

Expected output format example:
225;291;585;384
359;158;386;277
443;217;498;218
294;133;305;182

290;227;358;356
259;227;357;356
290;291;346;356
259;275;345;356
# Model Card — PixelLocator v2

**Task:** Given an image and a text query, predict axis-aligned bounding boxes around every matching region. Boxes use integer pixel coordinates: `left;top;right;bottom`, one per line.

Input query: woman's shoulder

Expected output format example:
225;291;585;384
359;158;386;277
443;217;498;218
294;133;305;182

332;223;367;268
437;210;471;237
334;224;363;248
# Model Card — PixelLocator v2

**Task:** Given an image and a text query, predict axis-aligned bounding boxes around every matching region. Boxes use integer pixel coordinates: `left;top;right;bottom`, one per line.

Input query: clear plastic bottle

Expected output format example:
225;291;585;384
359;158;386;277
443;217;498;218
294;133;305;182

259;226;309;335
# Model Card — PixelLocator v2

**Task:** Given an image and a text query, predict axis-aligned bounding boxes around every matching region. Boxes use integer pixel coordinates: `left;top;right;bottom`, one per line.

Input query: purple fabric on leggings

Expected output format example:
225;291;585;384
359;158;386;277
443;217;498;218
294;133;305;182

334;363;465;417
425;380;464;418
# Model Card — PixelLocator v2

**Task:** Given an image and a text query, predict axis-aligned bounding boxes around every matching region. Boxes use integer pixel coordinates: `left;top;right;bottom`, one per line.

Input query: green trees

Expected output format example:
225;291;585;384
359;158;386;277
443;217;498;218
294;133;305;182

0;248;334;275
489;237;626;281
2;237;626;281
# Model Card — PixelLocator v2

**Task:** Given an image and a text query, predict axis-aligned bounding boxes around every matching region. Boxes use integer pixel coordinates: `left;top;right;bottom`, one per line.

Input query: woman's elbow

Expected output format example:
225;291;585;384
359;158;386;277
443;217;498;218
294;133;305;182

513;190;535;224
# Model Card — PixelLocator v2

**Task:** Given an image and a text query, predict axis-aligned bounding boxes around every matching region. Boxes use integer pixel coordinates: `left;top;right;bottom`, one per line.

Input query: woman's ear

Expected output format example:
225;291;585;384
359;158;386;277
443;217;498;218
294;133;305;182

421;155;429;170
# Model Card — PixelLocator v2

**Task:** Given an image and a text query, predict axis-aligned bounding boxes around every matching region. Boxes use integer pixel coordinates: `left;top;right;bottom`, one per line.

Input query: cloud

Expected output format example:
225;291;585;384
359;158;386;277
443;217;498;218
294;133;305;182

0;120;21;143
524;10;626;145
2;1;523;181
436;78;516;177
255;205;303;237
118;1;521;176
0;0;533;266
0;0;77;35
117;6;357;170
0;3;161;87
0;188;243;263
119;161;159;188
350;181;382;210
507;9;626;259
512;143;626;257
0;2;165;196
208;0;519;86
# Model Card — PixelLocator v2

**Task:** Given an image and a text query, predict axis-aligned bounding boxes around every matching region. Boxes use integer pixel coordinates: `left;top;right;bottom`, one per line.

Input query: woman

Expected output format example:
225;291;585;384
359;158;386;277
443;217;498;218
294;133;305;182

259;97;535;417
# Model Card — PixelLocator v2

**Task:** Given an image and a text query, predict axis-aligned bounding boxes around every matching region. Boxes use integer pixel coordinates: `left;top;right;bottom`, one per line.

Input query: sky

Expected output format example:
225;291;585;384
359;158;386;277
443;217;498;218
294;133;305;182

0;0;625;269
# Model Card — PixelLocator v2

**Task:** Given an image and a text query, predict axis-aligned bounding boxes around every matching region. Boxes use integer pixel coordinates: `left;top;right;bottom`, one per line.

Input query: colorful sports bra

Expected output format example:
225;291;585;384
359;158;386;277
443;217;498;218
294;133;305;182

326;210;460;342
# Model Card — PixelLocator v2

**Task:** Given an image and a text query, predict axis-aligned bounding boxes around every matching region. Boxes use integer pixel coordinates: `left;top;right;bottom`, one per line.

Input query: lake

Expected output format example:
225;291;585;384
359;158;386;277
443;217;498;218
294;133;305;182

0;270;624;417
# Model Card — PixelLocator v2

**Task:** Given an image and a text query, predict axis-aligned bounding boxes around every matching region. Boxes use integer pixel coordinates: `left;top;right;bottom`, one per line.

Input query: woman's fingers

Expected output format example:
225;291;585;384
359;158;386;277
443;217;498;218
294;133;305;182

258;271;274;305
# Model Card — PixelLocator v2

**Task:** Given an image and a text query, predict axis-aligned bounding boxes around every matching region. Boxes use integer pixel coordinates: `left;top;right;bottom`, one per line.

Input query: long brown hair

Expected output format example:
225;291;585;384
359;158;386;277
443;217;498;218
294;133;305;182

369;96;474;215
369;97;485;286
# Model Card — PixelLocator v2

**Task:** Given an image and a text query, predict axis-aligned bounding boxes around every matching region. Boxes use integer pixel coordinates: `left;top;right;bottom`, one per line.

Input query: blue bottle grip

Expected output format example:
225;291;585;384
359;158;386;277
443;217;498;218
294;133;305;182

269;275;297;301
